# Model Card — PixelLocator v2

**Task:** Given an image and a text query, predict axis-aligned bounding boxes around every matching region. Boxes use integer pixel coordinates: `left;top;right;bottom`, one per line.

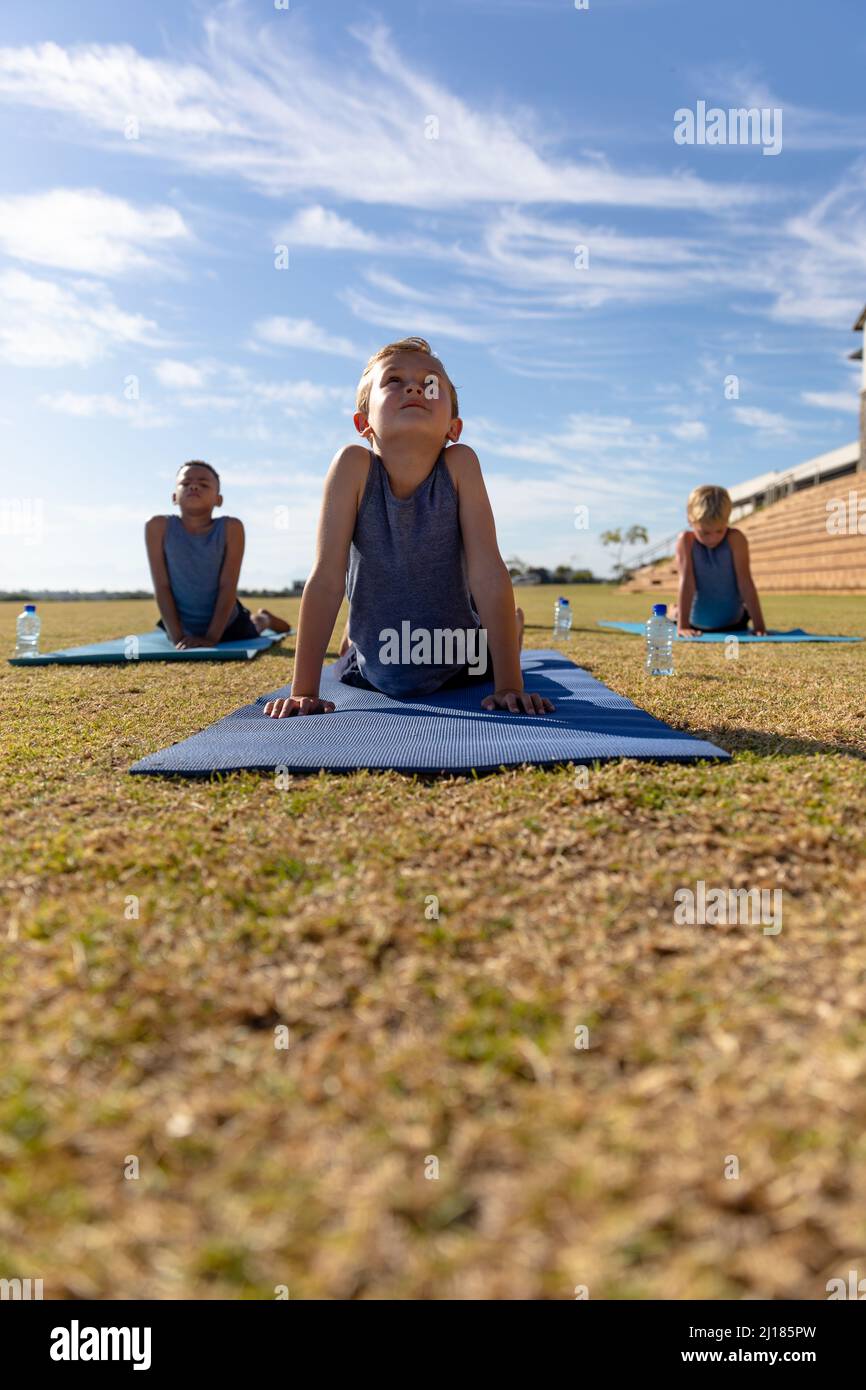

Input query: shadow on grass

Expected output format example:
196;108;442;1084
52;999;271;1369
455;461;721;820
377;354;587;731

692;728;866;761
524;623;619;636
260;643;298;661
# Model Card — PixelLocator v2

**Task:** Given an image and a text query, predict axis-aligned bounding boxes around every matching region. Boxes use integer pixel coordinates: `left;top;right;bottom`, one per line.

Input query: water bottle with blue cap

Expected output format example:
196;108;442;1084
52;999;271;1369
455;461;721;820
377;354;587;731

645;602;674;675
553;596;572;636
15;603;40;658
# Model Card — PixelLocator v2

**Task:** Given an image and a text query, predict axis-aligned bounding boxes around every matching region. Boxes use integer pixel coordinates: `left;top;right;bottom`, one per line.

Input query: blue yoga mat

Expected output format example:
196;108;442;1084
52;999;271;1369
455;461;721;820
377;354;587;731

130;649;730;777
9;628;287;665
598;622;861;644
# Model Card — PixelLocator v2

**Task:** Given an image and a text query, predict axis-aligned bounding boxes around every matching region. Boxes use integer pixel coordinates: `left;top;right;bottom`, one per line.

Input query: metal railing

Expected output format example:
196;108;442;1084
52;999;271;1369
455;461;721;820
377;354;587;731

626;532;679;572
763;471;798;507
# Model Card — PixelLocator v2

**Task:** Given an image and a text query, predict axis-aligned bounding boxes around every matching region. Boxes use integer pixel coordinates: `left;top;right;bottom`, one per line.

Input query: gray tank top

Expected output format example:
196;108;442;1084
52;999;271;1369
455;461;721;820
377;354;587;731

163;514;238;636
346;446;481;696
689;532;745;629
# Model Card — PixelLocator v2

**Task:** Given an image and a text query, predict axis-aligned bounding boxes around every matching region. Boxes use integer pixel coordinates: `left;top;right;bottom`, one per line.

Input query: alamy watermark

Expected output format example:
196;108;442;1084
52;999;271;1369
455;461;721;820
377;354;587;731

674;881;782;935
826;492;866;536
50;1320;151;1370
827;1269;866;1299
674;101;782;156
1;1276;43;1299
378;623;488;676
0;498;44;544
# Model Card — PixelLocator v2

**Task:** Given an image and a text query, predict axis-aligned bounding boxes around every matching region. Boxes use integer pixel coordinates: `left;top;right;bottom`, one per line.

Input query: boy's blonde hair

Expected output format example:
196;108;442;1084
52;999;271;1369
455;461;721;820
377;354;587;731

355;336;459;420
687;485;732;525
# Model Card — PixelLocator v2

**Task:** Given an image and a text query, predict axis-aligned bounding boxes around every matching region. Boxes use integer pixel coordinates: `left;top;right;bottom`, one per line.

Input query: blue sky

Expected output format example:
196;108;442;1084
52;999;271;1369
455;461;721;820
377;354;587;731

1;0;864;589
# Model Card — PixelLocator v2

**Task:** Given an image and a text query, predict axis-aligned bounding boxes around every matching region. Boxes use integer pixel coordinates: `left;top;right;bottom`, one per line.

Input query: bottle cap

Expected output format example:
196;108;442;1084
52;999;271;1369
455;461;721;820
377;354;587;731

24;604;36;612
561;598;570;606
652;603;667;616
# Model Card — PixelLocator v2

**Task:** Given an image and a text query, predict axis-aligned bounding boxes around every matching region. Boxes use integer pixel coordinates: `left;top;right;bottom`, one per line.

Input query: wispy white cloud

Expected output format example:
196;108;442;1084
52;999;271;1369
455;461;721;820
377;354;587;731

801;389;860;412
0;12;853;358
456;206;747;304
276;206;389;252
340;285;493;344
39;390;174;428
210;422;277;444
467;412;696;480
281;188;850;367
161;362;354;427
691;63;866;152
669;420;708;441
178;380;350;417
763;165;866;329
285;201;773;322
0;269;162;367
155;359;209;388
250;317;360;357
732;405;795;440
0;14;758;212
249;379;350;410
0;188;190;277
61;502;151;524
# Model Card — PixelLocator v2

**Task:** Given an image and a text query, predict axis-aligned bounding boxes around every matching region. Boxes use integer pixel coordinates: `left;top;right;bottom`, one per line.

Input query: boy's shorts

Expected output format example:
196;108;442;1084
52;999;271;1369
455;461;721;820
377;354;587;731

692;609;751;635
156;602;259;644
333;643;492;694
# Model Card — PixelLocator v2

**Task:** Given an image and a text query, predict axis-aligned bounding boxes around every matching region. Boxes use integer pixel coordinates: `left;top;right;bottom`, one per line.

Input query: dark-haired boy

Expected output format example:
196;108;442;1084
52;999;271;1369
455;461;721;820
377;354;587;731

145;460;291;649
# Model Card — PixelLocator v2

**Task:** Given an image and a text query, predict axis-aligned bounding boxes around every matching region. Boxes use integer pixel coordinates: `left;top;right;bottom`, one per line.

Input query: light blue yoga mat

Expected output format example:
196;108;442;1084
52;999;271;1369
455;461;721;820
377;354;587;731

130;649;730;778
598;622;861;643
9;628;287;665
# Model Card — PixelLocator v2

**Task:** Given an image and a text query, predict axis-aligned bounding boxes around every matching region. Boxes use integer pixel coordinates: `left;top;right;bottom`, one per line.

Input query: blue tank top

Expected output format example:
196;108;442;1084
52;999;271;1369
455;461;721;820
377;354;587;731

345;446;481;696
163;514;238;636
689;532;745;629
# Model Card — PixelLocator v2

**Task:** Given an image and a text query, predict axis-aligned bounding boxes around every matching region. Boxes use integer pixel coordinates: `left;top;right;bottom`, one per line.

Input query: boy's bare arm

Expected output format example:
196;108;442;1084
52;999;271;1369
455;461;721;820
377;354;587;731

452;444;554;715
203;518;245;645
265;447;368;717
728;529;767;633
674;530;701;637
144;516;184;644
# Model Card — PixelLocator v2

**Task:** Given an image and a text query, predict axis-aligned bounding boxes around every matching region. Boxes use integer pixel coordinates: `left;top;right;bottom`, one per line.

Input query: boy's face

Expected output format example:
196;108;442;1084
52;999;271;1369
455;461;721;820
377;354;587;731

355;352;462;450
690;518;728;547
173;465;222;513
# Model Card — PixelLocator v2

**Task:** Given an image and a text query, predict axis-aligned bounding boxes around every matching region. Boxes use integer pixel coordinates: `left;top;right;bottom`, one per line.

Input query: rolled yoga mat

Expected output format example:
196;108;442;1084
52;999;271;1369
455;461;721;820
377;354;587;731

9;628;288;665
597;622;861;643
130;648;730;778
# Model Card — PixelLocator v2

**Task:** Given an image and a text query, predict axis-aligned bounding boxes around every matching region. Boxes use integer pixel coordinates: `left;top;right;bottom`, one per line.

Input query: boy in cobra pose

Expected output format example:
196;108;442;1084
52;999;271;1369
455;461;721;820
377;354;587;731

145;461;291;649
264;336;554;717
672;484;767;637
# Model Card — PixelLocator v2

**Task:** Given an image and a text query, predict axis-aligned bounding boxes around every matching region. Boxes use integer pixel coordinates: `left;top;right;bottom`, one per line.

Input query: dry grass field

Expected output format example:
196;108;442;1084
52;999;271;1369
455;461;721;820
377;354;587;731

1;586;865;1299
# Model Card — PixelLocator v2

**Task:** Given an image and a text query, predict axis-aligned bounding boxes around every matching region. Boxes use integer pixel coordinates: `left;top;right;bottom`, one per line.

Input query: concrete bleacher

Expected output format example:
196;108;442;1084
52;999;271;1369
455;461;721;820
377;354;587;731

626;474;866;593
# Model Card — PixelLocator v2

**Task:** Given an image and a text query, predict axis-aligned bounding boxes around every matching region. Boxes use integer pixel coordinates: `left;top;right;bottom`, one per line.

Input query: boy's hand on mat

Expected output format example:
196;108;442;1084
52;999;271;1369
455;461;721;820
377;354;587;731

175;634;213;649
678;626;702;638
263;695;336;717
481;689;555;716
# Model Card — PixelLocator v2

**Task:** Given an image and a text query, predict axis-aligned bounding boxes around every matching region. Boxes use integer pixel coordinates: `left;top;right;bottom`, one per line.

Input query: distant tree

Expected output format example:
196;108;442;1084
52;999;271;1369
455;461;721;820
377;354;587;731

600;526;650;581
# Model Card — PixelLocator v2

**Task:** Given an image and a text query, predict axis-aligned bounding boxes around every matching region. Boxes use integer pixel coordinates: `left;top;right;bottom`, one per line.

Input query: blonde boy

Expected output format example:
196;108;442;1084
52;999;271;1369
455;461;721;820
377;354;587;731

673;485;766;637
264;336;554;717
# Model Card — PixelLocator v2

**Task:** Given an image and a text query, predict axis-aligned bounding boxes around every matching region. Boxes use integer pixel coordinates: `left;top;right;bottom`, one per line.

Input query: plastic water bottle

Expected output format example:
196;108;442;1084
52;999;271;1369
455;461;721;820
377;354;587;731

15;603;41;657
645;603;674;675
553;596;573;635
